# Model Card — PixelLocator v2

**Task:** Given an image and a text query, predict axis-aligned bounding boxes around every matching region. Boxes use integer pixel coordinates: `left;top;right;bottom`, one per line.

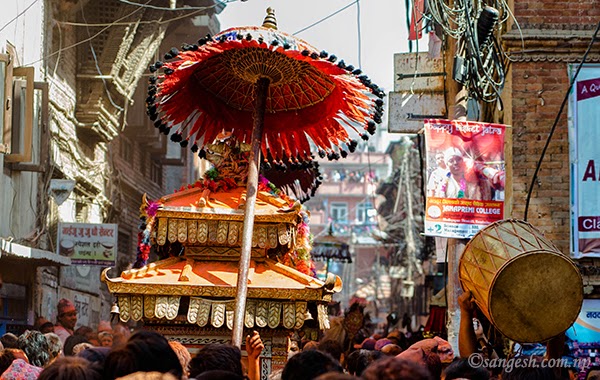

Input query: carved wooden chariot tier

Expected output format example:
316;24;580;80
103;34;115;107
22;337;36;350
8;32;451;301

102;141;341;375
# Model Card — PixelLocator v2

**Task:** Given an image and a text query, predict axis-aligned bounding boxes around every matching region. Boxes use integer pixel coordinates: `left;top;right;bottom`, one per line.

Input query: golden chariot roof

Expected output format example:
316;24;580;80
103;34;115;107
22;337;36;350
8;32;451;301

102;179;341;331
102;256;341;330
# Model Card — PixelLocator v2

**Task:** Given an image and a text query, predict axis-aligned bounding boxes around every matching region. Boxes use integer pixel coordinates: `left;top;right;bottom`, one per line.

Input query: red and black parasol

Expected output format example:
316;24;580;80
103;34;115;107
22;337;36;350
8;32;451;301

146;8;383;346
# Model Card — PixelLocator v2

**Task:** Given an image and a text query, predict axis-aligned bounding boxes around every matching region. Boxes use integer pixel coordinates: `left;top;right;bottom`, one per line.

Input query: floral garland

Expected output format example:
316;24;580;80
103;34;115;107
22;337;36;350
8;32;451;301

175;168;238;194
133;199;161;268
259;175;316;277
440;174;467;199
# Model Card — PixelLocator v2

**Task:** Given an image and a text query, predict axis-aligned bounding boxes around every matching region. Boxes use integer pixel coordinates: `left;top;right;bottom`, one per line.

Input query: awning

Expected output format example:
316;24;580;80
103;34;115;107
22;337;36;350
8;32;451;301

0;238;71;266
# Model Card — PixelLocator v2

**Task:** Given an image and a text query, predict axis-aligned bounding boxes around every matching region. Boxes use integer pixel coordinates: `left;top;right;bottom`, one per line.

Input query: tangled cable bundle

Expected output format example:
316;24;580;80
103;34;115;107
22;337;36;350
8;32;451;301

426;0;511;103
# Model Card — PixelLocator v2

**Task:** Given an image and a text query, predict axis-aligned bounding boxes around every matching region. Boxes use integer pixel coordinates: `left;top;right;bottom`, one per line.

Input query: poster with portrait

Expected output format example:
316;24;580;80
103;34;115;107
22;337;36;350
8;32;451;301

424;119;507;239
570;65;600;258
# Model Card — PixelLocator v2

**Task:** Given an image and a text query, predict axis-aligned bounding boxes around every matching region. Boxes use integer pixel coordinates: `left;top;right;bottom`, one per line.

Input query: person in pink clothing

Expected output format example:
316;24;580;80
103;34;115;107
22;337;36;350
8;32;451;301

53;299;77;345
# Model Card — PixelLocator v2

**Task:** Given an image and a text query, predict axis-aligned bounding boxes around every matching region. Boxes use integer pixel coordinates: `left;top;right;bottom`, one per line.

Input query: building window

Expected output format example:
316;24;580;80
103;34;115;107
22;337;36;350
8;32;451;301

330;202;348;224
120;138;132;162
150;160;162;185
356;201;375;224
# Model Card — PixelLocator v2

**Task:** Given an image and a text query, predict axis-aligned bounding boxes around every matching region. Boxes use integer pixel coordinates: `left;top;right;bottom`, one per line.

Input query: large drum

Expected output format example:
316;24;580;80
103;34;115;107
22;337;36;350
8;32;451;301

459;219;583;343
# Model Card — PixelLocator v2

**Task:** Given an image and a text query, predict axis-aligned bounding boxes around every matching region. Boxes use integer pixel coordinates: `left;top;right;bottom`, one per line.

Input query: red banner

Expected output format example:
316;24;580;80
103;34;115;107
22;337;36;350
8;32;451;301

424;119;507;239
577;77;600;102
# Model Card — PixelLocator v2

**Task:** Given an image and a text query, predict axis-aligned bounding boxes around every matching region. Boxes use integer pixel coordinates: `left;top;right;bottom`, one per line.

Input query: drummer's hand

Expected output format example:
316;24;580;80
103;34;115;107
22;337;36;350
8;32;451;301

458;290;475;315
246;330;264;360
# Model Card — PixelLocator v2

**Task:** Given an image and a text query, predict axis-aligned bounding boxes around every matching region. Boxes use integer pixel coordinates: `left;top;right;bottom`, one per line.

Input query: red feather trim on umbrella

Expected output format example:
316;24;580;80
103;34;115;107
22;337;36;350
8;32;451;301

150;26;383;162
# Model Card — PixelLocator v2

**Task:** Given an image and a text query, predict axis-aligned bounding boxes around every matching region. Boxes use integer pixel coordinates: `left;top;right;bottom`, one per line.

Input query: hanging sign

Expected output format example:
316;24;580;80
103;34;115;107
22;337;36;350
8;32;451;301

570;66;600;258
57;223;117;265
423;119;507;238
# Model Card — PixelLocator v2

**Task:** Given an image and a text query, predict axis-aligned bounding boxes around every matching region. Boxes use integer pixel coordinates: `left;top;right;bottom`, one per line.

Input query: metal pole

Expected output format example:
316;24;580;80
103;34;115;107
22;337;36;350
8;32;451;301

232;77;270;347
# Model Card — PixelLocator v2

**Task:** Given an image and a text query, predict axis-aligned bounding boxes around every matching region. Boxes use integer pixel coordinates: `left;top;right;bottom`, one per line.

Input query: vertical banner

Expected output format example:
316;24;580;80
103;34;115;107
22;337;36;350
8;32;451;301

57;223;117;265
424;119;506;238
570;66;600;258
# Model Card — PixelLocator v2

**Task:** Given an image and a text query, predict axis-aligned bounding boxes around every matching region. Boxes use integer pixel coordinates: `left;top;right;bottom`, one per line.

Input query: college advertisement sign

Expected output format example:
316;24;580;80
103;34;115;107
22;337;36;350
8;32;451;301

424;119;506;239
570;66;600;258
57;222;117;265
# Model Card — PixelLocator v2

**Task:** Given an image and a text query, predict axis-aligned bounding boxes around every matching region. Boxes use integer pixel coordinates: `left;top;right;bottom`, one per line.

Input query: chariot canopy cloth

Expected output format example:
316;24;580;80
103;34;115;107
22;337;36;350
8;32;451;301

148;25;384;164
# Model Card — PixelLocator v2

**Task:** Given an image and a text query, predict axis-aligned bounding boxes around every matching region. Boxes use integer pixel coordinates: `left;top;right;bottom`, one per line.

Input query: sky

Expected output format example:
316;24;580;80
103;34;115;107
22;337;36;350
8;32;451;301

217;0;414;96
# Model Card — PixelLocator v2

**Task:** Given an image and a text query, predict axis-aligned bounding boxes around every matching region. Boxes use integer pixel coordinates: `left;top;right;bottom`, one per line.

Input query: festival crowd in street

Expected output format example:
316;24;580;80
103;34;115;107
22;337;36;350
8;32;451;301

0;296;589;380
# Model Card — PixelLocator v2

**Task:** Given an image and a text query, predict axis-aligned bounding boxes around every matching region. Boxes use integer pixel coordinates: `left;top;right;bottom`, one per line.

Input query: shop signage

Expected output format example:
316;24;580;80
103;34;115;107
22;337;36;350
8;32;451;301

56;223;117;265
570;65;600;258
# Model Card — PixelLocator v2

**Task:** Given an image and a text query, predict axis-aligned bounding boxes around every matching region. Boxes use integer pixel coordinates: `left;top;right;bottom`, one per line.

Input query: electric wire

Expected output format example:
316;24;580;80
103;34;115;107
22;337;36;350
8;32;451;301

523;21;600;222
356;0;362;68
80;6;125;112
0;0;39;34
118;0;234;11
293;1;358;36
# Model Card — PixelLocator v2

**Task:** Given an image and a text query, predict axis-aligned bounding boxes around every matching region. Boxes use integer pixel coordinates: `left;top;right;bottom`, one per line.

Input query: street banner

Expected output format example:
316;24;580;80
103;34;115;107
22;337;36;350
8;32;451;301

570;66;600;258
424;119;506;239
57;222;117;265
566;299;600;343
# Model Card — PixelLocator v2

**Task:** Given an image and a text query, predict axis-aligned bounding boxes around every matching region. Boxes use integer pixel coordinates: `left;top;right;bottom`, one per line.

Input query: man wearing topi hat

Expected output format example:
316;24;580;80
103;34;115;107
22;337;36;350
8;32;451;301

54;298;78;344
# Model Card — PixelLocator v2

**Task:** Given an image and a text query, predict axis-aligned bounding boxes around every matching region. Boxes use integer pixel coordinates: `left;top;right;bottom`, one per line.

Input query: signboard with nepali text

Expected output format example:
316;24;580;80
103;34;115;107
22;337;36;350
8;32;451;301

424;119;507;239
57;222;117;265
570;65;600;258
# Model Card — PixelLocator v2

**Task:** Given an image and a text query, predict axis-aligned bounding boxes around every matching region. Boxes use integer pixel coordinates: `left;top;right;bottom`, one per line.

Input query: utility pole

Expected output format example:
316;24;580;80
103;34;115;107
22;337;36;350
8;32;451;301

443;24;469;352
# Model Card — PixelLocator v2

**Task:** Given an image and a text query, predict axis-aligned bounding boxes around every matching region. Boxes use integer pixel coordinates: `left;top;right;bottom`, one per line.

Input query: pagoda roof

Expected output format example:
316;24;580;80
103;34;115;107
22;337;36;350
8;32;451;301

101;256;341;330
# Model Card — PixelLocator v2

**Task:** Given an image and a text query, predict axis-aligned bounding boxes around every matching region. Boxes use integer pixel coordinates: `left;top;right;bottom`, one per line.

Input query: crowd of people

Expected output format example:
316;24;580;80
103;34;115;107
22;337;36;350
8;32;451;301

0;295;592;379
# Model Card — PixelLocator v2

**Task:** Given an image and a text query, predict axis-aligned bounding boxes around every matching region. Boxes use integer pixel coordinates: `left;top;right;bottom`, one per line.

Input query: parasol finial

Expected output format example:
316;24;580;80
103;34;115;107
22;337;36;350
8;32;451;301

262;7;278;30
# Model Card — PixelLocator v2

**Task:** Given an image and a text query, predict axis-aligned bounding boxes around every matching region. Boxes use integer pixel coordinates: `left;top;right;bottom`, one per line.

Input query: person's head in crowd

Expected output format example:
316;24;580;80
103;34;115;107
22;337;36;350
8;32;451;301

313;374;358;380
168;341;191;378
75;325;99;346
37;356;102;380
17;330;51;367
0;340;3;351
77;346;110;367
0;358;42;380
502;361;557;380
35;317;55;334
396;338;442;380
281;350;344;380
63;334;90;356
115;372;179;380
194;370;246;380
104;330;183;379
586;367;600;380
345;349;382;377
98;320;112;334
443;358;490;380
386;330;409;350
361;357;433;380
0;333;19;349
56;299;78;331
318;340;343;363
0;348;29;366
98;331;114;347
189;344;243;378
44;332;63;364
112;323;132;349
72;342;93;356
0;349;18;375
353;337;376;351
375;338;393;351
380;344;402;356
302;340;319;351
